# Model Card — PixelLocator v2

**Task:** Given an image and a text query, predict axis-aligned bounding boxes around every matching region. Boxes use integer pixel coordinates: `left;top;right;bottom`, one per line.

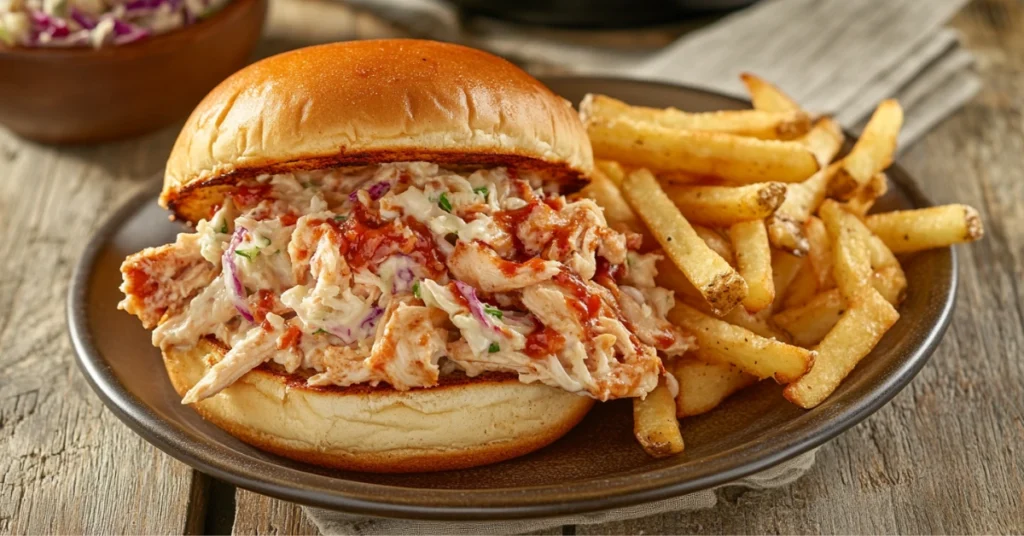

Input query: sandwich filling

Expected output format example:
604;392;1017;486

120;162;693;404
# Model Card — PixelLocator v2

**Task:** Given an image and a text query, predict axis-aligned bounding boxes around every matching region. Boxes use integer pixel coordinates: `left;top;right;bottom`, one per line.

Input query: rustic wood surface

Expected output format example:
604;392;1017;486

0;0;1021;534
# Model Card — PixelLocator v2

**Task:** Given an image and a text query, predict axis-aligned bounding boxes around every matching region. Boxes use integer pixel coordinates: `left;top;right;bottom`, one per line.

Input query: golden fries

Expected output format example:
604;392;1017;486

783;286;899;408
579;74;985;435
662;182;786;227
865;204;984;253
740;72;801;113
773;289;846;347
804;216;835;290
820;200;873;299
633;376;685;457
668;303;814;383
692;224;735;266
766;162;838;255
729;220;775;312
624;169;747;314
782;259;819;309
578;169;654;247
586;118;820;184
799;117;845;167
770;249;805;308
830;100;903;199
595;159;626;186
581;93;811;140
673;356;757;417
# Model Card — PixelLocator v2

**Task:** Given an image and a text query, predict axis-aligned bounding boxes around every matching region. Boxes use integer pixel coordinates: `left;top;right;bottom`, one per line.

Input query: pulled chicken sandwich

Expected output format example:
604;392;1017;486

118;39;693;472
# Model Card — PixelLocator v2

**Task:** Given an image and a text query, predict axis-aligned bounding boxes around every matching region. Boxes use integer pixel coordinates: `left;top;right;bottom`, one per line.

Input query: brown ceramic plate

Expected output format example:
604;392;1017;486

68;77;956;521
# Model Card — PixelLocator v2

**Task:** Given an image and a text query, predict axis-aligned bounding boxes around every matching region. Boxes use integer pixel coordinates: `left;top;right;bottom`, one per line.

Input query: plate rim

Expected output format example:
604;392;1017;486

67;76;958;521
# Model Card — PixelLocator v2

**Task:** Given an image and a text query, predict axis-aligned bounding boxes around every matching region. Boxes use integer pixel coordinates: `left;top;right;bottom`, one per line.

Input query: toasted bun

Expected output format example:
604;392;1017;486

162;39;593;223
163;339;595;472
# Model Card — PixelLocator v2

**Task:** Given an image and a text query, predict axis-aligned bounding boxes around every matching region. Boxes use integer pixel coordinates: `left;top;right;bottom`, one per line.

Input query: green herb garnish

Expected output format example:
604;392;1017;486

412;281;421;299
488;342;500;353
438;192;452;213
234;248;258;259
333;215;347;222
219;222;229;234
313;328;327;335
484;305;503;319
473;186;489;197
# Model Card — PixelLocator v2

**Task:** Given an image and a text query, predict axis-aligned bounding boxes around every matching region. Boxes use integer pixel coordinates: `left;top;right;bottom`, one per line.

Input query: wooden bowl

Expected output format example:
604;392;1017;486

0;0;267;144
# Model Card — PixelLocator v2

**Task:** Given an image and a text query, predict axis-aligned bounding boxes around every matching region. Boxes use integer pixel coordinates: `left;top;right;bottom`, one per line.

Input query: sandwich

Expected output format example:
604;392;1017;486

119;39;693;472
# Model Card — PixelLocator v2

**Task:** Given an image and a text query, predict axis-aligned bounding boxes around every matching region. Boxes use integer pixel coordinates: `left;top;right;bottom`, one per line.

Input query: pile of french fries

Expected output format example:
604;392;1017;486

577;75;984;458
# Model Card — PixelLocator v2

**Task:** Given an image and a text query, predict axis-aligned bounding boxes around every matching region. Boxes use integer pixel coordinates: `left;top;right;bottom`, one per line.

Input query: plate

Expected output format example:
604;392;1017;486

68;77;956;520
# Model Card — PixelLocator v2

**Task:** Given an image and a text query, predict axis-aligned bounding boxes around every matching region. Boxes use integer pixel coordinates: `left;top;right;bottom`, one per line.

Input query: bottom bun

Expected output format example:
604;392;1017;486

162;338;595;472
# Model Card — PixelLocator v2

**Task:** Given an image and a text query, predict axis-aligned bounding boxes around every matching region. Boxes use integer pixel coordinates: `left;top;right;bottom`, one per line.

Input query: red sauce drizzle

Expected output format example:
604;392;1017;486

123;267;157;299
277;325;302;350
448;282;470;309
524;326;566;358
595;258;625;281
314;211;446;277
494;202;537;260
553;270;602;321
231;184;271;210
252;289;277;325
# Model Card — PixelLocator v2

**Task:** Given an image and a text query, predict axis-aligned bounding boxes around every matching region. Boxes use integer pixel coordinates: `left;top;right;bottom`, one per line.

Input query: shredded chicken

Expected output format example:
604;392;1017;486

448;241;560;293
120;162;693;404
119;234;216;329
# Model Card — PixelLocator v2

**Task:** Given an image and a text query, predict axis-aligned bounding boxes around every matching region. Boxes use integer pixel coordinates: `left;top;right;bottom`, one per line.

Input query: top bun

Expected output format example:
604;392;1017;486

161;39;593;222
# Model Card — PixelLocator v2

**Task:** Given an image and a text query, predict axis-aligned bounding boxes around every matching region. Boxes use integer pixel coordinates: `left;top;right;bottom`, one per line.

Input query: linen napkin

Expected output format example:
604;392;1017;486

306;449;817;535
337;0;978;146
261;0;977;531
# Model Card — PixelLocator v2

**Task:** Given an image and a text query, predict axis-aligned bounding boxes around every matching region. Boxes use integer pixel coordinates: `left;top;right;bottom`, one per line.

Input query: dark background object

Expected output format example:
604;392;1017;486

68;78;956;521
450;0;758;28
0;0;266;145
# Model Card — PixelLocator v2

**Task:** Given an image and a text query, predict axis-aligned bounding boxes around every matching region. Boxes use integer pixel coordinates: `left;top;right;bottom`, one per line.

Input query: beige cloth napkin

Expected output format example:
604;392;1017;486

270;0;976;531
306;449;817;535
340;0;978;147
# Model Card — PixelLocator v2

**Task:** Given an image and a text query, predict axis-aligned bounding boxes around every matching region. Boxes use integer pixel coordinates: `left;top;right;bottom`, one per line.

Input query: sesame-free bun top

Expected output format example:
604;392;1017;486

162;39;593;222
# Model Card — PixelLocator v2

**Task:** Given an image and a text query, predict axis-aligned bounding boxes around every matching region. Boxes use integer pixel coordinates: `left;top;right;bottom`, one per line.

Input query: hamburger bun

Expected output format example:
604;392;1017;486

164;338;595;472
162;39;593;223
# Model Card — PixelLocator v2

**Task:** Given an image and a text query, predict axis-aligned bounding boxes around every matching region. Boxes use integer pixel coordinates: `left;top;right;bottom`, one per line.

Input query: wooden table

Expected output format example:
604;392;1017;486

2;1;1021;533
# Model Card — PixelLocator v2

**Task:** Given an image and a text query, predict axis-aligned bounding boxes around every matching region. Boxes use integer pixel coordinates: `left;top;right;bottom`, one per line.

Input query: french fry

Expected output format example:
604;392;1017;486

580;93;811;140
662;182;786;227
692;224;735;266
673;355;757;418
721;305;790;342
668;303;814;383
819;200;873;299
804;216;835;290
595;159;626;186
623;169;747;314
865;204;984;253
729;220;775;312
774;261;907;346
656;256;705;303
633;376;684;457
773;289;846;347
766;162;838;254
782;259;819;309
578;169;654;247
771;249;805;309
783;286;899;408
740;72;801;113
829;100;903;199
585;117;821;184
798;117;844;167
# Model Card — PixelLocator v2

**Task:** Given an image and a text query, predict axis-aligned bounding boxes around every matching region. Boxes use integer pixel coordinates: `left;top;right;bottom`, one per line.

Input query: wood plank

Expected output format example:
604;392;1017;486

0;125;204;534
581;1;1024;533
233;490;320;535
